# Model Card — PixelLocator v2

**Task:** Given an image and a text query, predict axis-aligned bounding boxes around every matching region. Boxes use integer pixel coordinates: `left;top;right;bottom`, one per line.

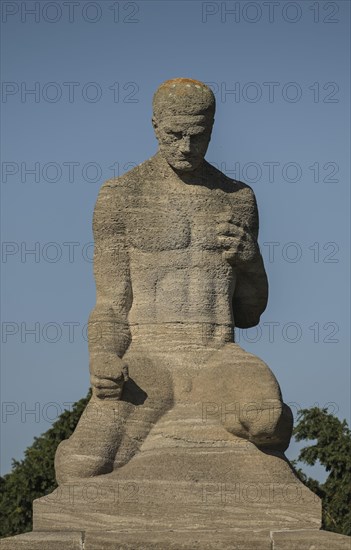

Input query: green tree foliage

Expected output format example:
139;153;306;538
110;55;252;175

293;407;351;536
0;391;91;538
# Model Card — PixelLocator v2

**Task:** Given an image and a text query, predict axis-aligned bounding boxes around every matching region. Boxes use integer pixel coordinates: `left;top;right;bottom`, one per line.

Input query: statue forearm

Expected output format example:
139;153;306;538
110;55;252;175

233;252;268;329
88;305;131;399
88;306;131;362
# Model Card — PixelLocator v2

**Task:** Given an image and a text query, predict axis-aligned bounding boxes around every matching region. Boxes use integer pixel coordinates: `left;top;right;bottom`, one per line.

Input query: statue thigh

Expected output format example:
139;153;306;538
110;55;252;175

192;343;293;451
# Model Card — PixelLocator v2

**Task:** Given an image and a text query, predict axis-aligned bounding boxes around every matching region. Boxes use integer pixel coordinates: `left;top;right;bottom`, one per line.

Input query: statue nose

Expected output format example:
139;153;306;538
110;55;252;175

179;136;191;153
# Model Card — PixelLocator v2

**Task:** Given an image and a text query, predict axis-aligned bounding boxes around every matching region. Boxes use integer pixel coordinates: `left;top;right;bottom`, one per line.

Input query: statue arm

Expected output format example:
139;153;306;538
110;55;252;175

232;189;268;329
88;181;132;398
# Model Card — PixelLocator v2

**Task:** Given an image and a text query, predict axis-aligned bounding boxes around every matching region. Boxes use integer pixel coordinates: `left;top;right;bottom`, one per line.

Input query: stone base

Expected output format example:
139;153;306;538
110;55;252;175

272;529;351;549
1;529;350;549
2;431;350;548
0;531;84;549
33;443;321;533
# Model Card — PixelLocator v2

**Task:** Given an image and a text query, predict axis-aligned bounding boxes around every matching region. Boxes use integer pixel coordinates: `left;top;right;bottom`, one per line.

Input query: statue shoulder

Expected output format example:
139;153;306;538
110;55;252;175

205;161;257;200
206;162;259;235
228;180;259;238
92;157;156;235
231;180;258;207
96;160;139;192
96;156;156;199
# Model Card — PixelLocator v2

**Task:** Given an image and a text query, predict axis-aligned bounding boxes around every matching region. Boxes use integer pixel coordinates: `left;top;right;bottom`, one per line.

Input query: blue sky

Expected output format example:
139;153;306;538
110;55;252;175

1;0;350;482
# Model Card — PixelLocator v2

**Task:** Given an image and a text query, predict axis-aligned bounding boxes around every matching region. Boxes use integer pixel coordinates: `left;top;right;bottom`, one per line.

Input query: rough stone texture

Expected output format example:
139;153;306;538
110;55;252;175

34;78;317;535
2;529;350;549
4;79;349;547
271;529;351;549
34;440;321;531
84;529;272;549
55;78;292;486
38;77;318;535
0;531;83;549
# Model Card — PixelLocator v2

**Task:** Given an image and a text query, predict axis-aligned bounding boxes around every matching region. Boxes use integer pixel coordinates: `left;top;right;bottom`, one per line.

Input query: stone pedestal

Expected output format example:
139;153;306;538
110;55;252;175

33;442;321;533
3;439;349;548
1;529;350;549
0;531;84;549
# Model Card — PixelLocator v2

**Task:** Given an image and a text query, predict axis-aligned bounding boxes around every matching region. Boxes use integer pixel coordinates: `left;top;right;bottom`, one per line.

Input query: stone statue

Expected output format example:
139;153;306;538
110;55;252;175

4;78;350;548
55;78;292;483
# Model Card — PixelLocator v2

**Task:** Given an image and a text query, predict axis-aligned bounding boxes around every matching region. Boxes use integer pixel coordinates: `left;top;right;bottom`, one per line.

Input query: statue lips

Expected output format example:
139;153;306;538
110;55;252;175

176;152;193;160
176;155;197;166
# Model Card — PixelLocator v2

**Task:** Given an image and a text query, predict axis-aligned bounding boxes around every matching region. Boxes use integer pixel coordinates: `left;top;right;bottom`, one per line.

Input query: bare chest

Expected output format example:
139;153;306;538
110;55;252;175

126;186;241;253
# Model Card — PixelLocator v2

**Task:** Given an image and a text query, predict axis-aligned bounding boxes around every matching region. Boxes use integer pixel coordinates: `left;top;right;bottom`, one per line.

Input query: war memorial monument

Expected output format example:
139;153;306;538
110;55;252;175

2;79;350;549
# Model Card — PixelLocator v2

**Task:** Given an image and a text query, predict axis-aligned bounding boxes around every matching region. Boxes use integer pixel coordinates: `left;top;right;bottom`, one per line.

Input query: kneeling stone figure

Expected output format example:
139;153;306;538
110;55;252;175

55;78;293;484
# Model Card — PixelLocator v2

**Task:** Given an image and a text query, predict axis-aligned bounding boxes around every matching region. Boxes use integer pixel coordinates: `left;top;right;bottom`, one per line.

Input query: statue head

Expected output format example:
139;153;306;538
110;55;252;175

152;78;216;172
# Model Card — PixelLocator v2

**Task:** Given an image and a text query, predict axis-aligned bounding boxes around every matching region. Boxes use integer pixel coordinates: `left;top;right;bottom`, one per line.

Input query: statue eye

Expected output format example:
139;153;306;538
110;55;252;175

163;131;184;143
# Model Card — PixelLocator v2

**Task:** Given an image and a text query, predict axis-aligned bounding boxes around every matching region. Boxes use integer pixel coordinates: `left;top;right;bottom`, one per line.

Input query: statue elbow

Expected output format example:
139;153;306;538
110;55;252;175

235;314;261;330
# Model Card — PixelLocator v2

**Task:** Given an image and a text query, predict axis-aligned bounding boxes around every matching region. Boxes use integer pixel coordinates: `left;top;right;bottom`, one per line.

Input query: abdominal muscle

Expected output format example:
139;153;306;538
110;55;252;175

127;247;235;354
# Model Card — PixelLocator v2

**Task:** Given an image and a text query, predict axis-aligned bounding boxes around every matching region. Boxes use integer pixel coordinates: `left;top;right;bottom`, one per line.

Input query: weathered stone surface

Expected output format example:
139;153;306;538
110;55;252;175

0;531;83;549
84;529;271;549
271;529;351;549
55;78;292;486
34;439;321;532
6;78;349;548
35;77;320;538
2;529;349;549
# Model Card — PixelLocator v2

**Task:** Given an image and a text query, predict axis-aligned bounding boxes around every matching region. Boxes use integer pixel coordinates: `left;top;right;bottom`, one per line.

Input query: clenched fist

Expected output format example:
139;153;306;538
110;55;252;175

90;356;129;400
217;220;259;266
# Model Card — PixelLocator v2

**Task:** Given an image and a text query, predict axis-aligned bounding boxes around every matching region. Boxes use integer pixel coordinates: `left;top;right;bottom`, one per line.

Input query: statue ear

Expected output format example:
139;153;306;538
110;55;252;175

152;117;161;141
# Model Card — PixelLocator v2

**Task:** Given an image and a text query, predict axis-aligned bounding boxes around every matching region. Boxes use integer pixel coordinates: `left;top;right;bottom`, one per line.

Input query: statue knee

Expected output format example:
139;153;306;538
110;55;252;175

211;345;293;451
55;438;114;484
223;399;293;452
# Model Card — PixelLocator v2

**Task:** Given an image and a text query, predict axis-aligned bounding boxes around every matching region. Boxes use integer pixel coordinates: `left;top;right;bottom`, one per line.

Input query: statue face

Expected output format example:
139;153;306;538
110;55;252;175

153;115;213;172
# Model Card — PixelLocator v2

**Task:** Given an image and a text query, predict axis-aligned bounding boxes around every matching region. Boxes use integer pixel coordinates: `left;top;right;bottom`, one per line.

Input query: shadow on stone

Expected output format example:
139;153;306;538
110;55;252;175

121;378;148;406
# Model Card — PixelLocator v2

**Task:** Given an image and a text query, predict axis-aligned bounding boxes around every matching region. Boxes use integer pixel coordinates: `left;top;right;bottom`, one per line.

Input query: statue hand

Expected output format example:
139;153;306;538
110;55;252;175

90;358;129;400
217;221;258;266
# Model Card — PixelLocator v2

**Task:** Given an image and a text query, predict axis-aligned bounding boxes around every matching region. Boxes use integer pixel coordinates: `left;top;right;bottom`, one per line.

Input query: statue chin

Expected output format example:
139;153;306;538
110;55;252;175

166;158;202;173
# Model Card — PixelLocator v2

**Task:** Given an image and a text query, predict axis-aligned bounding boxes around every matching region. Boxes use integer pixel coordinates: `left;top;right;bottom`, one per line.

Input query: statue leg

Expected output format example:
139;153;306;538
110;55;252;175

112;349;174;469
55;398;134;484
192;343;293;452
55;351;174;483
